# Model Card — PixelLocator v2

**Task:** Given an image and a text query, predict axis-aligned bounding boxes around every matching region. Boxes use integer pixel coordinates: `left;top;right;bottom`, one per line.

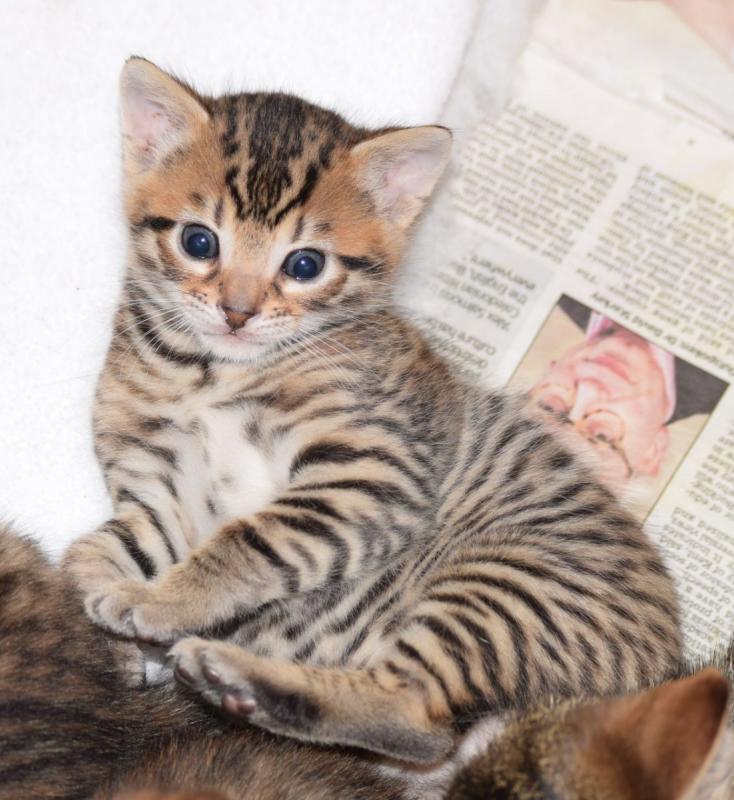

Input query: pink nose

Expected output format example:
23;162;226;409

222;306;254;331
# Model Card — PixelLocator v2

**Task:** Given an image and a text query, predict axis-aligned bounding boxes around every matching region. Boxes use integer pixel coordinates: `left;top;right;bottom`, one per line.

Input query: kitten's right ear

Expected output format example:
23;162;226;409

350;126;452;231
120;57;210;174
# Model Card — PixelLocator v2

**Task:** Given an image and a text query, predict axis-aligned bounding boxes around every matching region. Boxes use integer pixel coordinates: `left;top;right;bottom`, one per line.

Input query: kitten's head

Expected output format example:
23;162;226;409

449;669;733;800
119;57;450;363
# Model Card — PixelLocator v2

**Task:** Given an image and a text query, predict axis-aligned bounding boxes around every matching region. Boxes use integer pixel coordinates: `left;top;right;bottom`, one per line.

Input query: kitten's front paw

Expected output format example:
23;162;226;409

86;580;186;645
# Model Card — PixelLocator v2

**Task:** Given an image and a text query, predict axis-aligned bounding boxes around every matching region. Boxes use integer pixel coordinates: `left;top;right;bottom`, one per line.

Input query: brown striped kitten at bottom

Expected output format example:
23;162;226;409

63;56;681;767
0;524;406;800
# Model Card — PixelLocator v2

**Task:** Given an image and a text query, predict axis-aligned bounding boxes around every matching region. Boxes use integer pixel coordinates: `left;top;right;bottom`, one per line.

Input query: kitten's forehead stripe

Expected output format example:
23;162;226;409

210;91;367;229
224;165;245;219
271;161;320;227
221;96;240;158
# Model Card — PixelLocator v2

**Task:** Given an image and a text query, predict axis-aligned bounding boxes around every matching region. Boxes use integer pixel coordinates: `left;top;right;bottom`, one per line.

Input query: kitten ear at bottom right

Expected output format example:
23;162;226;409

576;668;732;800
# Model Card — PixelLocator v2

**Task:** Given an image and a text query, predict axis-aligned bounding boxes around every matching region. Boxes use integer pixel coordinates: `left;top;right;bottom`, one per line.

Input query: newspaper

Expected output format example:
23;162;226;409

403;0;734;658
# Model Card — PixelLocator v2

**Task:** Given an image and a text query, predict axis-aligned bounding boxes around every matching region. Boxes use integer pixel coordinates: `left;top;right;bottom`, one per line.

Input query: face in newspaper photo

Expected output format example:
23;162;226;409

509;295;728;519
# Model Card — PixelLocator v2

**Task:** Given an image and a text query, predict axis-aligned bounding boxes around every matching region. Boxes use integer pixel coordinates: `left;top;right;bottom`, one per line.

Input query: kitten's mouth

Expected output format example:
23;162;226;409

198;330;274;363
205;329;264;345
200;328;281;359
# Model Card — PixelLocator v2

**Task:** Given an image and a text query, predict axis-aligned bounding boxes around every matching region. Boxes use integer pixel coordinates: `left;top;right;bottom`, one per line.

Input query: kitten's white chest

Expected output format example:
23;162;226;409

175;406;285;544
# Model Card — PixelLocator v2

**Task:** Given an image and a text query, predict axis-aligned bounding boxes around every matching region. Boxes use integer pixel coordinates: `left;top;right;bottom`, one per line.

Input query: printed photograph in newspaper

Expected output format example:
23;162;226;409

509;295;728;518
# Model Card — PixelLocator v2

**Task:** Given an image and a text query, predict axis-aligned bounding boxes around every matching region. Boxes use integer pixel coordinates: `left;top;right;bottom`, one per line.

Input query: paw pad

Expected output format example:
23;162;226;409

222;693;257;716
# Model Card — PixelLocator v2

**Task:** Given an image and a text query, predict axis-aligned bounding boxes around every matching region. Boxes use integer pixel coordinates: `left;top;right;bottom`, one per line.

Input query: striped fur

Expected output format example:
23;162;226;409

63;58;682;764
0;523;723;800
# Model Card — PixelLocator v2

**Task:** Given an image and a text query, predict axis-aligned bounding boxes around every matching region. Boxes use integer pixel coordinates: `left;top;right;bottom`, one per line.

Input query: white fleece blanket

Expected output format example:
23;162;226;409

0;0;538;556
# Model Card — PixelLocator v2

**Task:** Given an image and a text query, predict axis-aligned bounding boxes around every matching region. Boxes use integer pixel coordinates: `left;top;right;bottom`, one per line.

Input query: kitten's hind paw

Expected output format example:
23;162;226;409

169;638;273;721
170;638;324;741
170;638;255;712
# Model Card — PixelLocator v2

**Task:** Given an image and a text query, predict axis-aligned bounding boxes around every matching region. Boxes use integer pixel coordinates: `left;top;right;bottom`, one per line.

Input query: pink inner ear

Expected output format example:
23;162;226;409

384;149;444;206
125;87;176;152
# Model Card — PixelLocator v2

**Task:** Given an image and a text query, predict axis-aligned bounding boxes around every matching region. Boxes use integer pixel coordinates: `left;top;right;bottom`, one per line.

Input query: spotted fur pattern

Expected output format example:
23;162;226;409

63;58;682;764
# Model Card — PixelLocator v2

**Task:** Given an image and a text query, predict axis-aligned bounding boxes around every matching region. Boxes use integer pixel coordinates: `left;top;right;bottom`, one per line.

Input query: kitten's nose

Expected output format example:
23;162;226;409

222;305;254;331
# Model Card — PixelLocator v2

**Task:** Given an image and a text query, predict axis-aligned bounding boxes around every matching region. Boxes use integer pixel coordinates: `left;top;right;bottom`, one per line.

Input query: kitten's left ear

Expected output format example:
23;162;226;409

351;126;452;230
120;57;210;174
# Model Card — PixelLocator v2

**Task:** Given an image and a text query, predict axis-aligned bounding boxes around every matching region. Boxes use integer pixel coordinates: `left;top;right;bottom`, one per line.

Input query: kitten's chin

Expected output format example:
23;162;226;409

200;332;277;364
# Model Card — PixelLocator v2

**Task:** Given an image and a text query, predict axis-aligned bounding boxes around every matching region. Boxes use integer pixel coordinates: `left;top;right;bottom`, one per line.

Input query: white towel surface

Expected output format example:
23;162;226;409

0;0;536;556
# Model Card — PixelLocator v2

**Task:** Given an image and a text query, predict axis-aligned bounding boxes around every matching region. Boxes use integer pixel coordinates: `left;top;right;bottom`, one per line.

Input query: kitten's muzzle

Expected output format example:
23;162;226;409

222;305;255;331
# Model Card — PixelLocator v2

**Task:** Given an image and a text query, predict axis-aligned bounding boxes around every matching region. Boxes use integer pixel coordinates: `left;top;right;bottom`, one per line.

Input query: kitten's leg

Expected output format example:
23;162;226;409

64;517;160;593
85;451;426;642
63;413;188;599
63;507;182;684
169;637;455;764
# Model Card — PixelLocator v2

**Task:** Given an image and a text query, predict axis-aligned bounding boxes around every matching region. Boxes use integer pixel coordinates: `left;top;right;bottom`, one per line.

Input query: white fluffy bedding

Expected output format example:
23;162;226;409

0;0;539;556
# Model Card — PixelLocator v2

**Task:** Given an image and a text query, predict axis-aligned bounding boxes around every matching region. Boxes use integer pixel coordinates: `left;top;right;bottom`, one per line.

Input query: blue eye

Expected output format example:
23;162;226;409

282;249;325;281
181;224;219;259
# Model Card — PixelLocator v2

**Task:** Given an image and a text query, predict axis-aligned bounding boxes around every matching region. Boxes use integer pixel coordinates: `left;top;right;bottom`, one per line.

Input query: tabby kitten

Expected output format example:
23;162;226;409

0;523;405;800
63;57;681;764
